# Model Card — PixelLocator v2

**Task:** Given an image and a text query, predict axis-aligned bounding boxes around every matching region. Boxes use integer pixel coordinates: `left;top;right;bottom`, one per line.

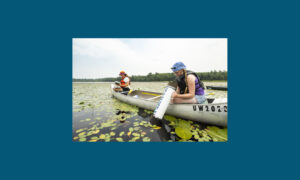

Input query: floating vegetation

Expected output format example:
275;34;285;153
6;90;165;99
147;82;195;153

110;132;116;136
119;132;125;136
99;134;105;139
142;137;151;142
205;126;227;141
73;82;227;142
175;127;193;140
116;137;124;142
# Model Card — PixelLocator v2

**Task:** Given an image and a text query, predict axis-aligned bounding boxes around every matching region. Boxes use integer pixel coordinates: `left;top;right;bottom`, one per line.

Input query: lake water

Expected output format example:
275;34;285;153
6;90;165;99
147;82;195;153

72;81;228;142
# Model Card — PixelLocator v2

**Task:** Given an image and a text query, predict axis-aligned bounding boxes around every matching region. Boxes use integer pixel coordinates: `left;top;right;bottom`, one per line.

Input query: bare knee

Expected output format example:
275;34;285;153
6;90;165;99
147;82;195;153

114;88;122;92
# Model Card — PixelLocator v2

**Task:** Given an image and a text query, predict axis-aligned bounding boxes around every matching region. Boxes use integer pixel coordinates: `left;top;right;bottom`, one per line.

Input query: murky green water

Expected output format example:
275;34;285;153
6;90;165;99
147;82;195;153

72;82;228;142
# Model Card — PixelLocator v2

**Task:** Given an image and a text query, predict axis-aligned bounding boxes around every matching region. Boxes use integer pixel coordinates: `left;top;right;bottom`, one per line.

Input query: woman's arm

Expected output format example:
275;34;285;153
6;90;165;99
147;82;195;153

175;75;195;99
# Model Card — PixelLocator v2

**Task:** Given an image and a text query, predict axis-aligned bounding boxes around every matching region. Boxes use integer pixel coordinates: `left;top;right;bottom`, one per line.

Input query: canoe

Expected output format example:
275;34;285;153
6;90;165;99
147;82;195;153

111;84;227;127
206;86;227;91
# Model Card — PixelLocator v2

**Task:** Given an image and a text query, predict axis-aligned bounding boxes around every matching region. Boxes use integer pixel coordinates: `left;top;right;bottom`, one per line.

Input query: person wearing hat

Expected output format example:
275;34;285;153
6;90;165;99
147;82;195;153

170;62;206;104
114;71;131;92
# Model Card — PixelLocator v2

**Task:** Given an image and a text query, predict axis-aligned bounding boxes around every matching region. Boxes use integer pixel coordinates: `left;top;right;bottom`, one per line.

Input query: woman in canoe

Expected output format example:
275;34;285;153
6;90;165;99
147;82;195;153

171;62;206;104
114;71;131;92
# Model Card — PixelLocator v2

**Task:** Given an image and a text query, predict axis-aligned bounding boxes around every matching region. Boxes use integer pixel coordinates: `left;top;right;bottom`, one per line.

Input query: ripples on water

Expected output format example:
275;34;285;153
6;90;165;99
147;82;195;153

72;82;228;142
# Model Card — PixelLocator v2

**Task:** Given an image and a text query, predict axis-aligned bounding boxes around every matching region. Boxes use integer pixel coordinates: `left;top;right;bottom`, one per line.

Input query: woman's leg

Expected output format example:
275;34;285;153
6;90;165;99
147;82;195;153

122;87;130;91
194;95;206;104
114;88;123;92
172;97;198;104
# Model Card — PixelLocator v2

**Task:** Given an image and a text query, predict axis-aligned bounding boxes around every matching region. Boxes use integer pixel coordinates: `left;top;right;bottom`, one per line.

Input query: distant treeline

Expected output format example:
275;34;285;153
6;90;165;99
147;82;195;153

73;70;227;82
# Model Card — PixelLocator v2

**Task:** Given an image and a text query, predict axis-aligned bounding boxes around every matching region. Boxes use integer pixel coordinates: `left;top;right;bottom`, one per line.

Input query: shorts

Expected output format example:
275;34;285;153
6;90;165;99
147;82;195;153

195;94;206;104
122;87;130;91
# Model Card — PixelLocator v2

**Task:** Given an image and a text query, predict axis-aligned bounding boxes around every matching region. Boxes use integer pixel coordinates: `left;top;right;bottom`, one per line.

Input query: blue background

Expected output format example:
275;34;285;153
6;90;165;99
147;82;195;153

1;0;299;179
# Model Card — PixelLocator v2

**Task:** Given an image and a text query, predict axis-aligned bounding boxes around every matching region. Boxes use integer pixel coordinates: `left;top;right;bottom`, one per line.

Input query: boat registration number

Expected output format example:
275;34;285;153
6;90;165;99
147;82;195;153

193;105;227;112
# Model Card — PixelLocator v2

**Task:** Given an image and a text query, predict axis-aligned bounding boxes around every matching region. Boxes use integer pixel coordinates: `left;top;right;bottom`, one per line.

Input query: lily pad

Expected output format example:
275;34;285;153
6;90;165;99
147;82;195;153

73;136;79;140
99;134;106;139
164;115;177;122
78;132;86;137
76;129;85;133
132;133;140;137
134;127;140;131
129;136;140;142
119;132;125;136
177;119;191;129
86;131;95;136
175;127;192;140
79;138;86;142
142;137;151;142
110;132;116;136
116;138;124;142
205;127;227;141
197;138;204;142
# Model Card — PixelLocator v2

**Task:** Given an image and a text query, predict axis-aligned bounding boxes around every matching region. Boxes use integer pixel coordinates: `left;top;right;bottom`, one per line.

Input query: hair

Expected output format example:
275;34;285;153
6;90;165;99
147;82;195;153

183;69;188;93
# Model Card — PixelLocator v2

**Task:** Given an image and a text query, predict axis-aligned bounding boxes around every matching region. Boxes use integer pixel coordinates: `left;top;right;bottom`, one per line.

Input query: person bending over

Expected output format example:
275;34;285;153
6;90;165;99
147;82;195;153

170;62;206;104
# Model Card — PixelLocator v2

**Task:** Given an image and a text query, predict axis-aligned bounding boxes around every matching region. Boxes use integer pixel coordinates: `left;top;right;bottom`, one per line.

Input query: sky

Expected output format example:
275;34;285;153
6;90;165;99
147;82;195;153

72;38;227;79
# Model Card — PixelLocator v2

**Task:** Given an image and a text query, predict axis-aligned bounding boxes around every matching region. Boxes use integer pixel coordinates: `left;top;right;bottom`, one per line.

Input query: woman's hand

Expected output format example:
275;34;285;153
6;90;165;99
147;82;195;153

172;75;196;99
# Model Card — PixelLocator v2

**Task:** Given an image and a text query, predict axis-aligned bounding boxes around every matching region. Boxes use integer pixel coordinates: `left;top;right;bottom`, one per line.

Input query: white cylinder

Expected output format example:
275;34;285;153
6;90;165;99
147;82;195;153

153;86;175;119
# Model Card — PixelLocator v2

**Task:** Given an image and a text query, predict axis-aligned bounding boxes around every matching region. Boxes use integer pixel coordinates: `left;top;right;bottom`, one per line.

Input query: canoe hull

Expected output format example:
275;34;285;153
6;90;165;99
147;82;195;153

111;85;227;127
